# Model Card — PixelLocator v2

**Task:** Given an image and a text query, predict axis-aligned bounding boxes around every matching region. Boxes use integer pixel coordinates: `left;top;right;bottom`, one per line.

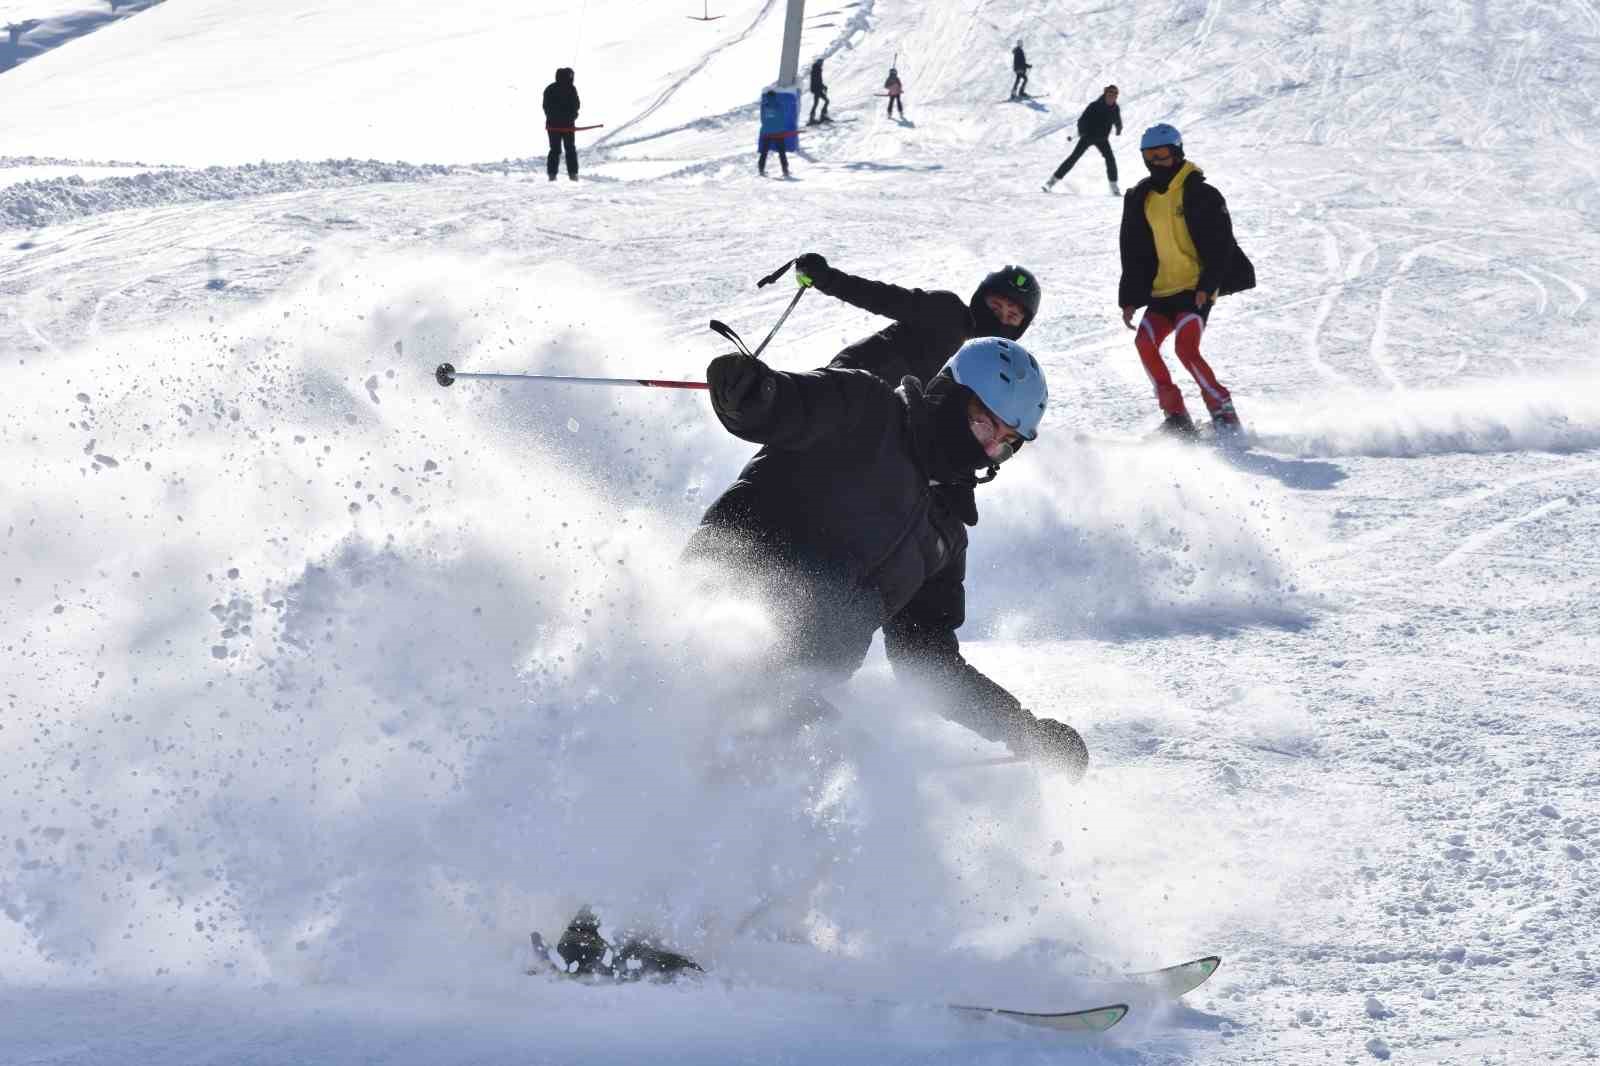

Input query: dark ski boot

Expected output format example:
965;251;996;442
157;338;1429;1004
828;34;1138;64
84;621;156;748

1158;411;1199;439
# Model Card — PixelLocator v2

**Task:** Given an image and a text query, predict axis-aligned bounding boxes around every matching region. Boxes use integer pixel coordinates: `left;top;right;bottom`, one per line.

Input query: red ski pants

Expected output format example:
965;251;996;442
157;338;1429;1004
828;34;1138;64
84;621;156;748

1135;307;1232;417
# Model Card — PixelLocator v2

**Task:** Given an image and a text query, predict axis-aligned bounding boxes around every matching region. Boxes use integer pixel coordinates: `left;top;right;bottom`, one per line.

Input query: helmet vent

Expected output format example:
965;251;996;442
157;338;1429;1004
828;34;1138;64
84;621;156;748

998;372;1012;382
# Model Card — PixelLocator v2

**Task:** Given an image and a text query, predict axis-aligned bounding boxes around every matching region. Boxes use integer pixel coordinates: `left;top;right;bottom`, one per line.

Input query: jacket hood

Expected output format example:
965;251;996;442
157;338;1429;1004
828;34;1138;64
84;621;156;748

555;68;575;84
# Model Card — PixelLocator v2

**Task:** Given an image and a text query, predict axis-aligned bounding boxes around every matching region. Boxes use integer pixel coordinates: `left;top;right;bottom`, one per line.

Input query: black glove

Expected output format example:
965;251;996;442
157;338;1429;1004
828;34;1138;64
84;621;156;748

707;353;777;431
794;252;830;287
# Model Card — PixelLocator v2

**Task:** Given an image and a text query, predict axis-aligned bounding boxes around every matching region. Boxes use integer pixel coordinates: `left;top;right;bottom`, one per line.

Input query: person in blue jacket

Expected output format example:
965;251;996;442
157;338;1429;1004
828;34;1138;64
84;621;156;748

758;89;792;178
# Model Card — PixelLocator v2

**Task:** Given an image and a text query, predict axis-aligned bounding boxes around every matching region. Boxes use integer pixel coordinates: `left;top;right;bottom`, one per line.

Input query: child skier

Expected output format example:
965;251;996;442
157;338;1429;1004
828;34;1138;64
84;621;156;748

884;67;905;118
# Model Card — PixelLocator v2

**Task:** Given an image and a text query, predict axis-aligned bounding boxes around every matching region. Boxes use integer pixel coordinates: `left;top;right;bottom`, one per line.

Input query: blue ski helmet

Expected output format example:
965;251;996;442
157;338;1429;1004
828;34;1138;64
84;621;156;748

943;337;1048;441
1140;123;1183;150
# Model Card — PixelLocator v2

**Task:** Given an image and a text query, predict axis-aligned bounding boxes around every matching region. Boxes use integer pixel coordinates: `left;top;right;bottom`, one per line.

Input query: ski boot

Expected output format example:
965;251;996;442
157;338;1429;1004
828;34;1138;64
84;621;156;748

1042;176;1058;193
1157;411;1199;439
1210;402;1241;433
1109;180;1121;196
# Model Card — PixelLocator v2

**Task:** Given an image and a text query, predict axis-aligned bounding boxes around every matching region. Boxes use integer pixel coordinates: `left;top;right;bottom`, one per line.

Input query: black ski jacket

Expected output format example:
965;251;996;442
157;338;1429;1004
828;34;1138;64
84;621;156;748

543;69;580;127
1012;46;1028;73
685;367;1025;741
1077;97;1122;140
810;266;978;386
810;60;826;93
1117;166;1256;309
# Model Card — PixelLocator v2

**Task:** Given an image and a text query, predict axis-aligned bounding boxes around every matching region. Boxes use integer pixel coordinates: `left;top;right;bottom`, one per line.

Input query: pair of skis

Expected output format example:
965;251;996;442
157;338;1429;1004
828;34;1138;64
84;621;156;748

526;929;1218;1036
952;954;1220;1033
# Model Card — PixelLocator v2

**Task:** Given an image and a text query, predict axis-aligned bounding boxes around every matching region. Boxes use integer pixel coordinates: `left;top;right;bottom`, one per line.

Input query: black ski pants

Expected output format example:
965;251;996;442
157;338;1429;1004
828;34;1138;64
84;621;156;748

886;95;904;118
809;89;829;122
547;130;578;179
1053;136;1116;182
758;143;789;176
1011;70;1029;97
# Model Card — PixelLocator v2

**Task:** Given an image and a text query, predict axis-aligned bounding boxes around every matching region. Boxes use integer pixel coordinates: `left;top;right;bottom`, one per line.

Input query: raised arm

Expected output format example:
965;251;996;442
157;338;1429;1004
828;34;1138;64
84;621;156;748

706;356;896;450
796;253;965;328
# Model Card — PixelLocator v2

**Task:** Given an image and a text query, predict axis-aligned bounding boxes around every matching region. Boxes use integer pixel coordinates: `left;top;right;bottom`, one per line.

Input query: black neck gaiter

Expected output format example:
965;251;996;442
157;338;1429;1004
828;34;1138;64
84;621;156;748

923;378;993;483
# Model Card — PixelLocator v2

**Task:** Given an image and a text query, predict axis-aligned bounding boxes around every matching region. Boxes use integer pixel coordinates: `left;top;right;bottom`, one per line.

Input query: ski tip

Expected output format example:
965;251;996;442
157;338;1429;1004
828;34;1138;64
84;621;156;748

1001;1002;1130;1033
957;1001;1130;1033
1129;954;1223;998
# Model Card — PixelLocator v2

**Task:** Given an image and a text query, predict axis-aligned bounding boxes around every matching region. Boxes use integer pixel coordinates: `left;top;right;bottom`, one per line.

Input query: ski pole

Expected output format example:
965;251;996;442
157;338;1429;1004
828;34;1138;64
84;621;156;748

434;363;706;390
750;285;806;358
739;257;809;357
756;258;797;288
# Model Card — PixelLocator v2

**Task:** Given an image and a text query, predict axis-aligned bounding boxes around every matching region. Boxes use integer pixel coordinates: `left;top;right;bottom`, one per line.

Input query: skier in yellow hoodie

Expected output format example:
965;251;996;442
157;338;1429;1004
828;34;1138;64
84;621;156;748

1117;124;1255;437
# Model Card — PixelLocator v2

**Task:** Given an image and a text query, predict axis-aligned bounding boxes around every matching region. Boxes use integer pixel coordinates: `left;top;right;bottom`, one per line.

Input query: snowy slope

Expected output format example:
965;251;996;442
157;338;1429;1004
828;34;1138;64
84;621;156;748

3;0;1600;1063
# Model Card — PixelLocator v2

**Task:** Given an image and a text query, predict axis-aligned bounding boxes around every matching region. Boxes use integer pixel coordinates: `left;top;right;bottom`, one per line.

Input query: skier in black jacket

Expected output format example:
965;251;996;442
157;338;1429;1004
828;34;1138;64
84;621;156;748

1044;85;1123;196
1118;123;1256;436
542;67;581;181
789;253;1041;550
791;254;1041;386
808;57;830;124
684;339;1087;778
1010;42;1031;99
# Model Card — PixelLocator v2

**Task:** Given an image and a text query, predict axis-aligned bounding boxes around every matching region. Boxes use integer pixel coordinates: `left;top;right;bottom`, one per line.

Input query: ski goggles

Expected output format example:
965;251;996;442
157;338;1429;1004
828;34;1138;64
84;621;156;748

1141;146;1177;165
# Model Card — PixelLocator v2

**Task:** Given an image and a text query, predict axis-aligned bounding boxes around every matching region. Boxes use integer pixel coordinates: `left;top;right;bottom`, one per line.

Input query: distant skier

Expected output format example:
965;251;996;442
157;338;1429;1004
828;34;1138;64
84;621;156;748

808;57;830;124
542;67;581;182
1118;124;1256;437
884;66;905;118
686;337;1086;777
1010;41;1031;99
1044;85;1123;196
757;89;792;178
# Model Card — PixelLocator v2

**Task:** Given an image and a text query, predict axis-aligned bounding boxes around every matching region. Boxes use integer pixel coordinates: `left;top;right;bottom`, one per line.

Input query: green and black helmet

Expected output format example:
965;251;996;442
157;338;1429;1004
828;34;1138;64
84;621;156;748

970;265;1042;339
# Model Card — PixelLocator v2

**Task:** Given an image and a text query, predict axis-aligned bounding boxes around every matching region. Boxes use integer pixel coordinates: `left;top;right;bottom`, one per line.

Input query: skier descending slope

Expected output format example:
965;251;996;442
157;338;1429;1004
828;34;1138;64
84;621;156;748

1044;85;1123;196
1117;124;1255;437
796;254;1042;553
808;56;830;124
1010;40;1032;99
683;339;1088;778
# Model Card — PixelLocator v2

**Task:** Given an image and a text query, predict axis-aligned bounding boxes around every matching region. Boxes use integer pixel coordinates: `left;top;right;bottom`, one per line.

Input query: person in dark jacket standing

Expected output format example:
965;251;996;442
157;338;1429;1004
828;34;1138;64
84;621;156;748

685;338;1087;778
1118;123;1256;436
808;57;830;124
1010;41;1031;99
542;67;581;181
1044;85;1122;196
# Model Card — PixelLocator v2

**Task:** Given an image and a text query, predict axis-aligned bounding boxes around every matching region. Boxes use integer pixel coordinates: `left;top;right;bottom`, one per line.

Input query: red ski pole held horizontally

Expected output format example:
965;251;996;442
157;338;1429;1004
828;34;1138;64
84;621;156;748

435;363;706;390
436;278;807;391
